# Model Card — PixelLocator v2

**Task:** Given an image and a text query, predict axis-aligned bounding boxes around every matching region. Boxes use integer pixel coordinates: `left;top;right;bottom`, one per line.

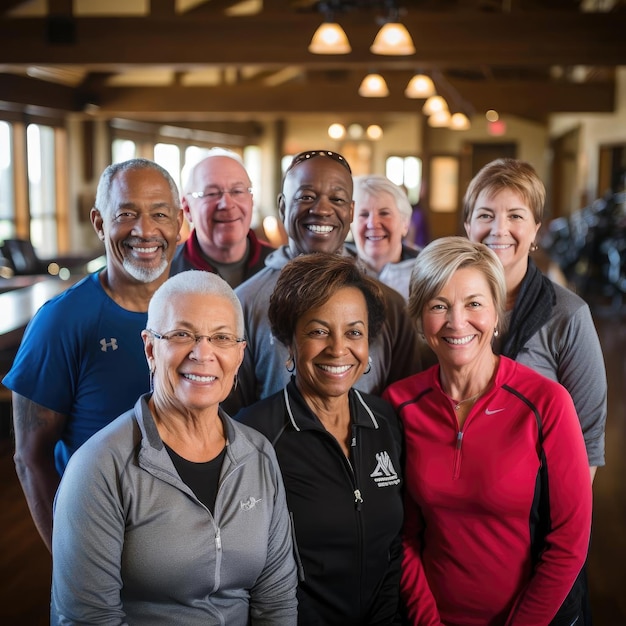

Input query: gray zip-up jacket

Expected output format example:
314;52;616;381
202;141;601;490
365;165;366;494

51;394;298;626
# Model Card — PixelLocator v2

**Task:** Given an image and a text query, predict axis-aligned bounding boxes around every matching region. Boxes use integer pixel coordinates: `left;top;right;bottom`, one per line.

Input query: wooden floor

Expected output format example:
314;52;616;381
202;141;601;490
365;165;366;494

0;303;624;625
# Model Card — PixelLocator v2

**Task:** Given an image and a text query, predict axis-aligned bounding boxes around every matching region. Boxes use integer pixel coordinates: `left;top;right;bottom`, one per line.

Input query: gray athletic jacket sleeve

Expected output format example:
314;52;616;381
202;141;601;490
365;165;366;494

515;283;607;467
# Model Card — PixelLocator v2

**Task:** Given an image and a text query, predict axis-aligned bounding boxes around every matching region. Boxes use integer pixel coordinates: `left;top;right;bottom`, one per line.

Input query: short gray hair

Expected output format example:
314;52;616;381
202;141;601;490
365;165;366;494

147;270;244;336
353;174;413;221
94;158;180;219
407;236;506;332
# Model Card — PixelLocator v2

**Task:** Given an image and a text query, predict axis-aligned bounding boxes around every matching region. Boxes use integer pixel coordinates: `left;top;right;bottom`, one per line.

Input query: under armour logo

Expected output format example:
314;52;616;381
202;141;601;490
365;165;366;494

100;338;118;352
370;451;401;487
240;496;262;511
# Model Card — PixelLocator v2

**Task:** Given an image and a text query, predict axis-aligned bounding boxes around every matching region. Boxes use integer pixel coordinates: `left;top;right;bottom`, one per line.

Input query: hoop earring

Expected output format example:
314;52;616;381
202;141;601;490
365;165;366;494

286;356;295;373
364;356;372;375
232;374;238;392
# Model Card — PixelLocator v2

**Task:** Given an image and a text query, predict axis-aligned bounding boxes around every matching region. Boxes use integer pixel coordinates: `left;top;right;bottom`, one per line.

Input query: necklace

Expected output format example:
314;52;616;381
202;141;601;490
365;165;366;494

452;385;489;411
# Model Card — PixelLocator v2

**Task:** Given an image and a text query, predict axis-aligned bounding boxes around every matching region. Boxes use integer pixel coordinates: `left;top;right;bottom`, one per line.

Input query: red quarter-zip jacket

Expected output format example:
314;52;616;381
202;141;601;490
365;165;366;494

383;356;591;626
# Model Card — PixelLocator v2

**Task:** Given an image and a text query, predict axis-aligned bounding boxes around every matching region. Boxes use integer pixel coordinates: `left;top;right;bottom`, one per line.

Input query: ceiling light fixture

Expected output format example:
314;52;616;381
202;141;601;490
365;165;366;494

404;73;435;99
358;73;389;97
370;21;415;55
347;123;364;139
366;124;383;140
328;123;347;140
485;109;499;122
427;110;452;128
422;95;448;116
450;112;471;130
308;21;351;54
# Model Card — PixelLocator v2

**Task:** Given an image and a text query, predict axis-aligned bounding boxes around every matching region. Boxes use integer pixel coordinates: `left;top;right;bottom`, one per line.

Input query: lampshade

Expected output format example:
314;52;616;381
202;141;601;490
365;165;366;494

405;74;435;99
308;22;351;54
358;73;389;97
450;112;471;130
422;95;448;116
427;110;452;128
370;22;415;55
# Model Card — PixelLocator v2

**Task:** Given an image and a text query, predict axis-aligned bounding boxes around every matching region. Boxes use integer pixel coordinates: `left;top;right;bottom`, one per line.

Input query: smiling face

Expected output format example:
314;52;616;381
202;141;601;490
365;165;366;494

183;156;253;262
144;293;245;414
291;286;369;401
93;167;183;285
279;157;354;256
422;267;498;371
352;190;409;272
464;187;541;289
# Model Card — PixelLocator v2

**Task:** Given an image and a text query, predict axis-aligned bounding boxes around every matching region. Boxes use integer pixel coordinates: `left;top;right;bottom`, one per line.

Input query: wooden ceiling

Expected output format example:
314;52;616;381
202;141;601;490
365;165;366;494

0;0;625;127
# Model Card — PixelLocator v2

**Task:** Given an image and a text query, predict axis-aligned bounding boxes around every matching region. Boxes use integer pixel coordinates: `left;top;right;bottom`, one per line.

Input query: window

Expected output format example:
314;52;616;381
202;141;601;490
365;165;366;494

429;157;459;213
154;143;181;191
386;155;422;205
181;146;213;189
0;121;15;241
112;138;136;164
27;124;57;256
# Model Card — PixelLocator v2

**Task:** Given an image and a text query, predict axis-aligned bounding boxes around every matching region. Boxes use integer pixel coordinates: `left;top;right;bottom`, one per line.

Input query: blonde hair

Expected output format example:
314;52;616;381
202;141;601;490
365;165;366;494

407;236;506;332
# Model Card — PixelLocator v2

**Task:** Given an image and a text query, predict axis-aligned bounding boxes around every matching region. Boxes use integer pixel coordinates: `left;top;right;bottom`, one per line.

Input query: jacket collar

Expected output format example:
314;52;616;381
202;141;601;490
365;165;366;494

282;378;379;433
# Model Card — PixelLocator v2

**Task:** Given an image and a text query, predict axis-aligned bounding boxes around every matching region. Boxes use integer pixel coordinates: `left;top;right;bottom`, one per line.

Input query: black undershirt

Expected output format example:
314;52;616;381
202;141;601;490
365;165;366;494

164;443;226;514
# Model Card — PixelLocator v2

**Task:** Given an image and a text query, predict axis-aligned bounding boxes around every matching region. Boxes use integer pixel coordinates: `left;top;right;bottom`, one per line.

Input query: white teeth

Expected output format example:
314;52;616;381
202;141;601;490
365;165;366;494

133;246;159;253
445;336;474;345
183;373;216;382
367;236;385;241
488;244;512;250
318;364;351;374
307;225;334;234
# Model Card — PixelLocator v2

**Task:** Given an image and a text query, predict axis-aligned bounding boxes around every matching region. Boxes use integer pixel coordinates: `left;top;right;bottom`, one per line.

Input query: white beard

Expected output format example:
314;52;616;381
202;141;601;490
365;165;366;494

123;256;169;283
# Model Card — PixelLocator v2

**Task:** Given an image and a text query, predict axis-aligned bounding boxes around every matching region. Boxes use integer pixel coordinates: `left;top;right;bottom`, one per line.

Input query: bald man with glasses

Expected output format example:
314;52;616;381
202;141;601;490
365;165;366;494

170;148;274;288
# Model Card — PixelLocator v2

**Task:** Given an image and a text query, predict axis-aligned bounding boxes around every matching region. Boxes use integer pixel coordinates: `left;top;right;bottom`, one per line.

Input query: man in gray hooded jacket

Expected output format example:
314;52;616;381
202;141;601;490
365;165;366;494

224;150;423;414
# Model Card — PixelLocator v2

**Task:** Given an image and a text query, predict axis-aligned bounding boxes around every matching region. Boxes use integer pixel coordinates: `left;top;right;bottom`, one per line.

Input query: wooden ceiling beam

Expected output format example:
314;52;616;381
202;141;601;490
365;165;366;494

73;79;614;120
1;68;614;122
0;12;623;67
0;73;78;110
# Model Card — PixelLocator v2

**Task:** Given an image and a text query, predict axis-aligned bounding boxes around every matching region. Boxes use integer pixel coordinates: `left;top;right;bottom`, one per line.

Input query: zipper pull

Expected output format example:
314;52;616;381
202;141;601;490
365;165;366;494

354;489;363;510
456;431;463;450
215;529;222;552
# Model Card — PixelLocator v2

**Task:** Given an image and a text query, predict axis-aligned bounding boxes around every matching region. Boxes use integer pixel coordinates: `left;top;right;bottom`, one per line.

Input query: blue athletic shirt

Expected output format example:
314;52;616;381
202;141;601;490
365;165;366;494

3;272;150;474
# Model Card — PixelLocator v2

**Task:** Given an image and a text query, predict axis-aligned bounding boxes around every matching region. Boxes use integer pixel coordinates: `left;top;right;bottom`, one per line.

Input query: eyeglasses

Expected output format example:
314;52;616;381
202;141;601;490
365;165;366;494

188;187;252;202
147;329;245;348
286;150;352;174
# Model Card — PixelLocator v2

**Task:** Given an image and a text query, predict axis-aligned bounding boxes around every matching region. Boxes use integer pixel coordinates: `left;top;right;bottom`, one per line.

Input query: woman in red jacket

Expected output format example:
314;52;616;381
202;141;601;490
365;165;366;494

383;236;591;626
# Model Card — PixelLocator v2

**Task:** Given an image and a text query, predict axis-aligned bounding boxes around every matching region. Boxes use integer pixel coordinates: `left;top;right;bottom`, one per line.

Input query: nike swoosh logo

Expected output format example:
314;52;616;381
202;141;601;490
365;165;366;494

485;408;505;415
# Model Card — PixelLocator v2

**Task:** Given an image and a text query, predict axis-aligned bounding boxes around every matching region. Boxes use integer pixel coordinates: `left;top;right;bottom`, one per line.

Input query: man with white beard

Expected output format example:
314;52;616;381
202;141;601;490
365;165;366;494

3;158;183;552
